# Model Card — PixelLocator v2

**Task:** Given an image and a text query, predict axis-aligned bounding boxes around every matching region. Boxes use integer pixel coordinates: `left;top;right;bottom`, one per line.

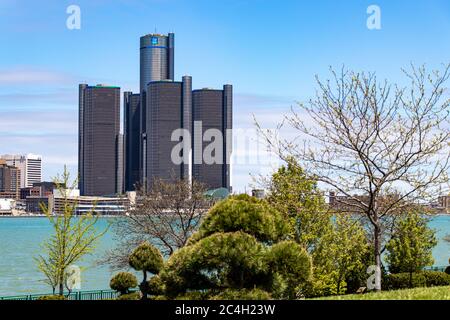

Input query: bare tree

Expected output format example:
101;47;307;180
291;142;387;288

256;64;450;290
102;177;214;270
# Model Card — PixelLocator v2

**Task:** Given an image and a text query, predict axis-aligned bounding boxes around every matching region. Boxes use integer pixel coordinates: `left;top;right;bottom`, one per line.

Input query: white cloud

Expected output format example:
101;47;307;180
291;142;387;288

0;67;74;85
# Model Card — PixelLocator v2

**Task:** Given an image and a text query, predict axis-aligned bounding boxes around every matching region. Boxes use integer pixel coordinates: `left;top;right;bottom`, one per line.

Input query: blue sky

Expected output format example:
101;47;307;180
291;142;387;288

1;0;449;191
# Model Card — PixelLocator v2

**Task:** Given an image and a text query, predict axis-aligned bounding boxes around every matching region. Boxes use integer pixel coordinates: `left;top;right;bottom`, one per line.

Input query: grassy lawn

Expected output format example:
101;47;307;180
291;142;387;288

313;286;450;300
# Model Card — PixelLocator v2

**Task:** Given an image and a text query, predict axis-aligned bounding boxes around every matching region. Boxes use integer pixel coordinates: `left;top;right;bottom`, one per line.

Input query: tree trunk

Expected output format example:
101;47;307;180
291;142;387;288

140;271;148;300
59;280;64;296
374;224;382;291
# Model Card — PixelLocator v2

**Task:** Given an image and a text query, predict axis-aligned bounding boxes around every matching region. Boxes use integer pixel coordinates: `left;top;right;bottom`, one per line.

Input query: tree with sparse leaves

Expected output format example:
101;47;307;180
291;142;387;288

102;177;213;270
256;64;450;290
35;167;108;295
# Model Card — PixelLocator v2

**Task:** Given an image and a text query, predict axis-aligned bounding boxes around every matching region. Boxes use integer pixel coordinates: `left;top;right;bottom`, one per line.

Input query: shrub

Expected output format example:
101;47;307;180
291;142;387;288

110;272;138;295
129;242;164;275
210;288;272;300
148;275;165;296
117;292;140;300
188;195;289;244
384;271;450;290
445;266;450;275
384;273;426;290
37;295;66;300
421;271;450;286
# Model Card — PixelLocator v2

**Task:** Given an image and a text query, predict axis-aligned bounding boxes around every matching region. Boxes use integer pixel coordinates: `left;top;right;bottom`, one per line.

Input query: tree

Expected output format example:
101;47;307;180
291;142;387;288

102;177;213;270
128;241;164;299
265;157;332;252
312;214;370;295
35;167;108;295
256;64;450;290
385;210;437;287
160;195;312;299
110;272;138;295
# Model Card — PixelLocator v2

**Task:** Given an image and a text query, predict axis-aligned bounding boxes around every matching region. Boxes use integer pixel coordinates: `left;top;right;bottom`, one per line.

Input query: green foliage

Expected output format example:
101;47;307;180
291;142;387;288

162;231;270;298
308;214;369;297
37;295;67;300
265;241;312;299
313;285;450;300
267;157;331;251
210;288;272;300
386;211;437;275
35;167;108;295
129;241;164;275
117;292;140;300
148;275;165;296
161;195;313;300
384;271;450;290
421;271;450;287
189;194;289;244
110;272;138;295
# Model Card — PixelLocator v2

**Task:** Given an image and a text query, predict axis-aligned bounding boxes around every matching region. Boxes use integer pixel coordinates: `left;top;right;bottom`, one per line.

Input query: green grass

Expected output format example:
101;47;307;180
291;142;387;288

313;286;450;300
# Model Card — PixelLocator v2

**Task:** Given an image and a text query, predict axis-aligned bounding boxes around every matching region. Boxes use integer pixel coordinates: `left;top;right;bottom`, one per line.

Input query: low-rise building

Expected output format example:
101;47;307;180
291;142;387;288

51;189;131;215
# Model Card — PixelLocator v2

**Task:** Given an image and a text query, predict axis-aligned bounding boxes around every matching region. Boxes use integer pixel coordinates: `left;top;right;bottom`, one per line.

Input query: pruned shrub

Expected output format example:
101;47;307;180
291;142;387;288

110;272;138;295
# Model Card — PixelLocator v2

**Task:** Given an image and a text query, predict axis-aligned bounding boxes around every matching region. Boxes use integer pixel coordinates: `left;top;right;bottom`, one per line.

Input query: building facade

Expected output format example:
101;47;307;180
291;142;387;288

51;189;130;215
1;154;41;188
144;76;192;189
140;33;175;183
0;159;21;199
124;92;141;191
192;85;233;191
78;84;121;196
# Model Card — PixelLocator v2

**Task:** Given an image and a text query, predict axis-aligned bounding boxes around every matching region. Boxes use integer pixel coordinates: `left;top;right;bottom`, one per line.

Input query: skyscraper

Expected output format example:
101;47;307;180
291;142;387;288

0;159;21;199
140;33;175;182
192;85;233;191
1;154;42;188
78;84;121;196
144;76;192;189
123;92;141;191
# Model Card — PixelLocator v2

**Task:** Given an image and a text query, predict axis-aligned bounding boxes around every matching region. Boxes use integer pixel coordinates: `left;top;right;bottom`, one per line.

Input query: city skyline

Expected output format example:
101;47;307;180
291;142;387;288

1;0;450;192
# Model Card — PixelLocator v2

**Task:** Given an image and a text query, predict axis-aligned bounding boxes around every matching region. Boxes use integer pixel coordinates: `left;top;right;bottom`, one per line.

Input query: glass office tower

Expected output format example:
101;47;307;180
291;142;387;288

139;33;175;183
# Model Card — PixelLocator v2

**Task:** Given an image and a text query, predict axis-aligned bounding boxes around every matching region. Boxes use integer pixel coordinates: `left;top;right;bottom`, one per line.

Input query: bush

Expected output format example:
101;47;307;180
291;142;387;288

384;273;426;290
129;242;164;275
148;275;165;296
117;292;140;300
210;288;272;300
37;295;66;300
445;266;450;275
110;272;138;295
421;271;450;286
385;271;450;290
188;195;289;244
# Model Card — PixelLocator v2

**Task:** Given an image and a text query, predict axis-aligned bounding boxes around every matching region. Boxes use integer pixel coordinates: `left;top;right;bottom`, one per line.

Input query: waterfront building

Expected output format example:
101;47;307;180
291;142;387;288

192;85;233;191
437;195;450;214
123;92;141;191
140;33;175;183
51;189;130;215
0;159;21;199
0;154;41;188
143;76;192;189
78;84;121;196
0;198;15;215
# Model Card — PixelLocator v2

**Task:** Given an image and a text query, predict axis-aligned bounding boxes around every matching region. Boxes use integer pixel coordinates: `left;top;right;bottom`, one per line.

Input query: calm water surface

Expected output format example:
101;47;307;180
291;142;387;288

0;215;449;296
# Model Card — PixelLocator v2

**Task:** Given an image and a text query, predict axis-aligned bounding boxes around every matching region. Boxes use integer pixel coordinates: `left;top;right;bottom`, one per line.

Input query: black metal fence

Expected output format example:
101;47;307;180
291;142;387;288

0;289;122;301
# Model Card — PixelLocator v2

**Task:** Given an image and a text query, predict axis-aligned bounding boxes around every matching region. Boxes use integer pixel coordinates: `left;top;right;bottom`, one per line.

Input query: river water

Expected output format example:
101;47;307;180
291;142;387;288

0;216;449;296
